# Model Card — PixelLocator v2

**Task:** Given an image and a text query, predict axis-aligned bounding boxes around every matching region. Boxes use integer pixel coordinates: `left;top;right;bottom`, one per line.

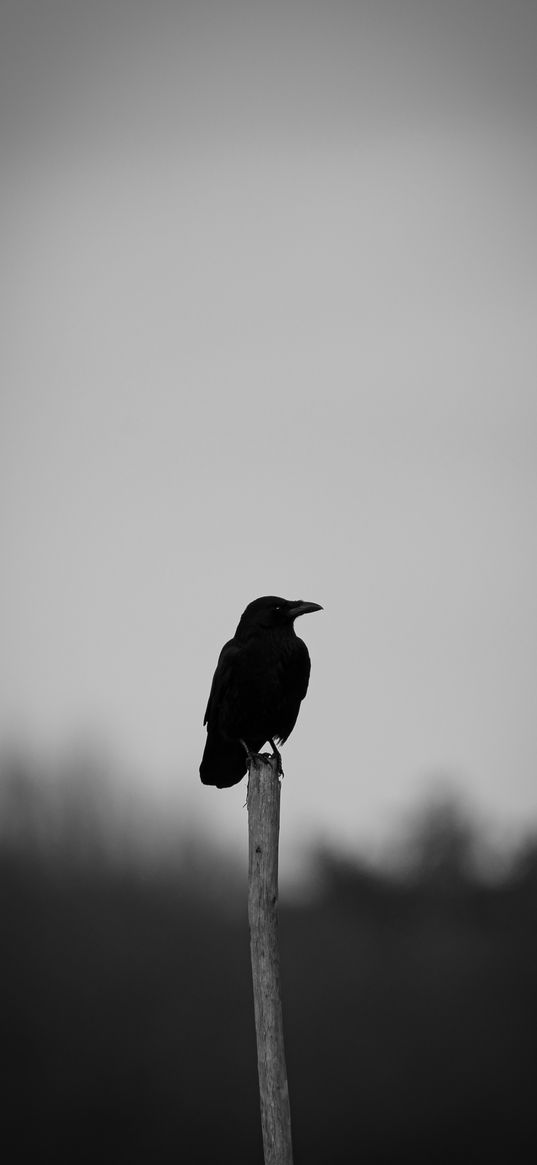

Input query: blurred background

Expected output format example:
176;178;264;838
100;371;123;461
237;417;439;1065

2;1;537;1160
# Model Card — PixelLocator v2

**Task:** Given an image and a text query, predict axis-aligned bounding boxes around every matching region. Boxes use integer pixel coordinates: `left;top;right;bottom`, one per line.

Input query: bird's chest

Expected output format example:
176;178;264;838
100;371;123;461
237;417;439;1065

225;636;301;733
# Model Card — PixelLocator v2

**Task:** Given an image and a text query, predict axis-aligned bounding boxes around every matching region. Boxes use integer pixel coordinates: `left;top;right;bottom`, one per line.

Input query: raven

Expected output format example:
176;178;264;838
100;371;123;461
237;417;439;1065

200;595;322;788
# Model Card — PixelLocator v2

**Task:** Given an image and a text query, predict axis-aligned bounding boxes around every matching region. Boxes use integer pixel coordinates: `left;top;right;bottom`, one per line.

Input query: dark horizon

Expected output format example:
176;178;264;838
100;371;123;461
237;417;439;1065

3;749;537;1163
1;743;535;889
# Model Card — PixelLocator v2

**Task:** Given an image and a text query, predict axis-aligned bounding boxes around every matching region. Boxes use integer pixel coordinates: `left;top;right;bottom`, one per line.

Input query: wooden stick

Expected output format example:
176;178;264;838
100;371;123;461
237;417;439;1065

247;754;294;1165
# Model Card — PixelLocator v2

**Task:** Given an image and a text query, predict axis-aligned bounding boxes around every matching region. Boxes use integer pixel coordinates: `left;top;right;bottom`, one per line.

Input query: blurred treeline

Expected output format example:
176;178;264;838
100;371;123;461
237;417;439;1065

2;753;536;1164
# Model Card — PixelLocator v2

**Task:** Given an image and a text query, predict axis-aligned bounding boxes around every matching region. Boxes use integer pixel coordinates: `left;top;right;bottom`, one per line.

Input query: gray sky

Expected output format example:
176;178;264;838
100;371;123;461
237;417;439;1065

2;0;537;865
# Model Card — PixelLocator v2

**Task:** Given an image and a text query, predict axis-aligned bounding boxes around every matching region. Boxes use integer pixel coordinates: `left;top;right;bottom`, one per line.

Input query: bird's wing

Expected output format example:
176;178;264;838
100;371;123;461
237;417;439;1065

203;638;240;726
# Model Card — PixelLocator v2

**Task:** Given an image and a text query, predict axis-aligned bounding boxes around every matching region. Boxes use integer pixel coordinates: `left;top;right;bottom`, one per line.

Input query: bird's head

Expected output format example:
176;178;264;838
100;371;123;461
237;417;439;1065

236;595;323;636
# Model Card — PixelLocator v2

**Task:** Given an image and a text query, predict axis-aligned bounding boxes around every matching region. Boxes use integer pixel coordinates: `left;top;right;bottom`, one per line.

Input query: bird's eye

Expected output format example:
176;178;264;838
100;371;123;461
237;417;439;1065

274;605;281;611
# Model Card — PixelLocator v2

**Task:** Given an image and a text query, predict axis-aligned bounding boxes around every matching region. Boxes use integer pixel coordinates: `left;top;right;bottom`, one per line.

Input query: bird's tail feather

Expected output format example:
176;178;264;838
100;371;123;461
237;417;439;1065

199;732;247;788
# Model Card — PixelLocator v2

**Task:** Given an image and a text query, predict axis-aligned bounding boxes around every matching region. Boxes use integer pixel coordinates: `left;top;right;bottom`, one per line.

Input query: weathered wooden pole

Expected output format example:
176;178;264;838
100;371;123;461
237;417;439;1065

247;754;293;1165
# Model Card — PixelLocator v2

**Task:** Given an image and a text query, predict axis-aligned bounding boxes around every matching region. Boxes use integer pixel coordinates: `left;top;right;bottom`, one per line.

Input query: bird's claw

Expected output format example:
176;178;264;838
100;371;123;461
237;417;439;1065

242;741;284;805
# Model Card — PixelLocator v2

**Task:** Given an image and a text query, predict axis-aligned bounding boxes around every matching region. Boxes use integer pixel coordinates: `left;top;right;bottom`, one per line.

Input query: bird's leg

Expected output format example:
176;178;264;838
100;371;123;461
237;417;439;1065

269;739;284;779
240;738;258;767
240;739;257;808
241;739;282;805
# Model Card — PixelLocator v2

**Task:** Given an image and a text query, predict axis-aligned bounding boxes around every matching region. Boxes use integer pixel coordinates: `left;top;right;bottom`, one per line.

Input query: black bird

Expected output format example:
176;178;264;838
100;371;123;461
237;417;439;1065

200;595;323;788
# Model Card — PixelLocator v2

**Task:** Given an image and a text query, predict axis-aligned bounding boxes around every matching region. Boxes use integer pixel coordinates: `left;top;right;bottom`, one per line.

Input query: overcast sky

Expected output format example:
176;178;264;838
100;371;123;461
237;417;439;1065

2;0;537;867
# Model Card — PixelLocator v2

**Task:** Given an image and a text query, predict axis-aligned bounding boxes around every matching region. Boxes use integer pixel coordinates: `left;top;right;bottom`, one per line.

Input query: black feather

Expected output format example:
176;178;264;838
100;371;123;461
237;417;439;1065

199;595;321;788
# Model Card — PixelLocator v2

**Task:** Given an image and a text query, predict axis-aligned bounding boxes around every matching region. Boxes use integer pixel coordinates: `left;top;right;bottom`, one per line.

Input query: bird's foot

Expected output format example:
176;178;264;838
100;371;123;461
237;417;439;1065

240;740;273;770
241;740;283;804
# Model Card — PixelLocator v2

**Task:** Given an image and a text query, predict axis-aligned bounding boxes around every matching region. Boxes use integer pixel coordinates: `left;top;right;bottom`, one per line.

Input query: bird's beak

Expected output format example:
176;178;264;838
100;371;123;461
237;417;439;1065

288;600;323;619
